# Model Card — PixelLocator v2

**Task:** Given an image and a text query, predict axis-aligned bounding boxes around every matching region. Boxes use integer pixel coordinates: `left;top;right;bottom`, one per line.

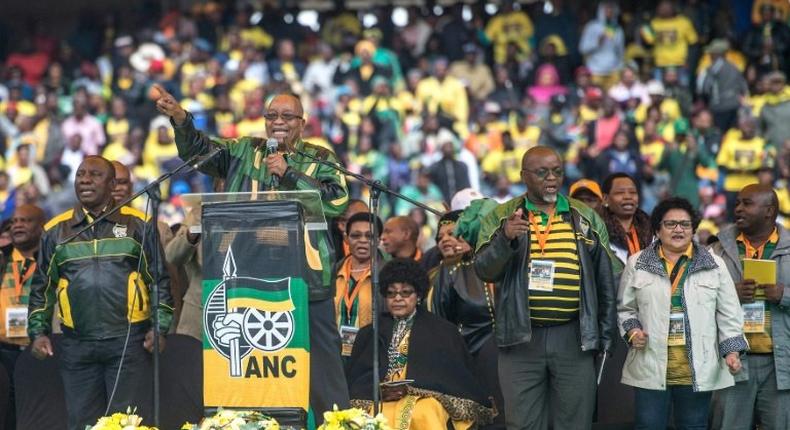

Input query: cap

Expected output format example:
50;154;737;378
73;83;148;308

646;80;665;96
570;179;603;200
451;188;484;211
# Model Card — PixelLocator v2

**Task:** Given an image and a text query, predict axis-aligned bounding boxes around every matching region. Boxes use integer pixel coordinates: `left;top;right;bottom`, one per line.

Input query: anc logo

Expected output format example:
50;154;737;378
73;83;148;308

204;246;296;377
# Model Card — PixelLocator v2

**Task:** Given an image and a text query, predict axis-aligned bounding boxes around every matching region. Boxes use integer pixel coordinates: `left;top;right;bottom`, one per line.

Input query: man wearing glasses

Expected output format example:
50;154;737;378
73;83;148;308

474;146;617;429
153;86;350;421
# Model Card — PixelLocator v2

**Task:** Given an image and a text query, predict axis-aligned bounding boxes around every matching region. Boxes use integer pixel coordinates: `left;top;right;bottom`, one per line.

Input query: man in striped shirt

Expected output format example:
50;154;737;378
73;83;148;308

475;146;617;430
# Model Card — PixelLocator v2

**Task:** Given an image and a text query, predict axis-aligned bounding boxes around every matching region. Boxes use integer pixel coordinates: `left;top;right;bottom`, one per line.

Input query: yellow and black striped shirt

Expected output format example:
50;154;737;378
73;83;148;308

525;195;581;325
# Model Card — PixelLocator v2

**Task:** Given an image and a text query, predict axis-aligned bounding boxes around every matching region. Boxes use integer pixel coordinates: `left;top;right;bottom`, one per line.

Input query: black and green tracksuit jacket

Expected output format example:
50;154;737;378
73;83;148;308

172;113;350;301
28;205;173;341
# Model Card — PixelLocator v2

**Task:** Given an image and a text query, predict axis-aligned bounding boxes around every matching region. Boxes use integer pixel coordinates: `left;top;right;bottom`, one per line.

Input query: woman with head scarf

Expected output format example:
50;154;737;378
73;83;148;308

346;258;494;429
426;205;504;429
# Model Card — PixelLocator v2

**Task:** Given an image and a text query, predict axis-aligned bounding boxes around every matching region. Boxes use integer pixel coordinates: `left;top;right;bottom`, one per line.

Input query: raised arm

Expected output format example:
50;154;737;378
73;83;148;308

152;84;233;178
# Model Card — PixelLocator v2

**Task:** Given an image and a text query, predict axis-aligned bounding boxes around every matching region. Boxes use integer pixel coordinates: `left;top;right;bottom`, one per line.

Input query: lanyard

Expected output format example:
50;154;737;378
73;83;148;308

11;260;36;298
528;209;555;255
668;256;689;296
342;260;369;323
626;225;641;256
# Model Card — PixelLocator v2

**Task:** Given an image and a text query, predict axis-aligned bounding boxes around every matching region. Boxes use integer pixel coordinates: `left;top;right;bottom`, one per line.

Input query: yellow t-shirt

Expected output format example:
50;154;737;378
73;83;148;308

485;11;534;64
648;16;699;67
235;117;267;138
634;98;682;124
716;132;770;192
508;122;541;151
481;149;524;183
106;117;130;146
102;142;133;163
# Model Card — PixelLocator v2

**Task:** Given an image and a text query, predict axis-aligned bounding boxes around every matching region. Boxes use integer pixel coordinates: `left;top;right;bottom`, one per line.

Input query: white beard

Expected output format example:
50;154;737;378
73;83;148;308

542;193;558;203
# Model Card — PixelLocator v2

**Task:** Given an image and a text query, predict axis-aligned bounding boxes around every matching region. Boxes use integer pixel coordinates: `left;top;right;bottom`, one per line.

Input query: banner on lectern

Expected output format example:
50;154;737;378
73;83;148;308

200;199;312;412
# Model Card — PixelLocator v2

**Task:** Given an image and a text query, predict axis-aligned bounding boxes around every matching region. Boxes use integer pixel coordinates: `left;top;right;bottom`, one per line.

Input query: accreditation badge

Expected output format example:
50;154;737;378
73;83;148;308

667;312;686;346
528;260;555;292
6;307;28;338
340;325;359;357
742;301;766;333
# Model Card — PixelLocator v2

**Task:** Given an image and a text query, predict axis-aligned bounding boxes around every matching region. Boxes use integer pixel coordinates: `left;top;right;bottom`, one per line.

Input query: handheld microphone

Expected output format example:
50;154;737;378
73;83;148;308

266;138;280;189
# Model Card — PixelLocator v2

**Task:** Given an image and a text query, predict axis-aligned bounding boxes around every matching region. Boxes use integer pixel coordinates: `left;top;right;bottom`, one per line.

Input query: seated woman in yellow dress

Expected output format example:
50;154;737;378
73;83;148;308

346;258;494;430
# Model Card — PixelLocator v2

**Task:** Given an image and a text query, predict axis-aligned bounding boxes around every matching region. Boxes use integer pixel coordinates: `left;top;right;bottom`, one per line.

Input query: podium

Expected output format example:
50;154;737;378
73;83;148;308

182;191;327;428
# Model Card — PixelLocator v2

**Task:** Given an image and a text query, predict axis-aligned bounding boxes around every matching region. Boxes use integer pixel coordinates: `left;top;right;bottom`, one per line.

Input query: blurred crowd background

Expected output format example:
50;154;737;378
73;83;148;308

1;0;789;248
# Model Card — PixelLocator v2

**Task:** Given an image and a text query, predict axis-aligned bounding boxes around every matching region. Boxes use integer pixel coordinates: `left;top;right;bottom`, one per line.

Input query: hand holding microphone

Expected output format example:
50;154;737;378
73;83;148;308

265;138;287;188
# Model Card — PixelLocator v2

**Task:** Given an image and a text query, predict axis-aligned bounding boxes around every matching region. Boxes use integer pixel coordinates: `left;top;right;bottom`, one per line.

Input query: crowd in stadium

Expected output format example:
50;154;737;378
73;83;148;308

1;0;790;429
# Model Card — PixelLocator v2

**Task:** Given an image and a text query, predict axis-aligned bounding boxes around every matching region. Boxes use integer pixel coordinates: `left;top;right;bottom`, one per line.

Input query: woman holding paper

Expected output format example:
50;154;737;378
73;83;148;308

345;259;494;430
617;197;746;429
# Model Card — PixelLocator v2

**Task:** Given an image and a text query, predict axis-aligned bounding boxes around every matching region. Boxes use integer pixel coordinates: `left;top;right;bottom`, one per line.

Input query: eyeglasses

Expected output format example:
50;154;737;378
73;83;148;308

522;167;564;180
348;232;373;241
263;111;303;121
385;289;416;299
661;220;693;230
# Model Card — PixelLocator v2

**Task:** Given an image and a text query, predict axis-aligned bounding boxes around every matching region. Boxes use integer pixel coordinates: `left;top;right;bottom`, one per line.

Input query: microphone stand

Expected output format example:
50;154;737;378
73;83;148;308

61;148;223;427
293;149;441;414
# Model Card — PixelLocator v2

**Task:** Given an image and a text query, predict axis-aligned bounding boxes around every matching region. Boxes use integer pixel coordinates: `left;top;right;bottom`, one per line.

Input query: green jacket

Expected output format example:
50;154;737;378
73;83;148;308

28;205;173;341
657;143;714;209
173;113;350;300
474;194;618;350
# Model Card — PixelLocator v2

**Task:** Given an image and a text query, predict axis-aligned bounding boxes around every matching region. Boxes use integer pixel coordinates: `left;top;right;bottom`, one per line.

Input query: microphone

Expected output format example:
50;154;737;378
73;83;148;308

191;146;224;170
266;138;280;189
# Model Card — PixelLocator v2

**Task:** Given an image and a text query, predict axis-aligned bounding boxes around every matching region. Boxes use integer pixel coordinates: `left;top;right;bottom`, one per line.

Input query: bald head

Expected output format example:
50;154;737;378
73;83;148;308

11;204;46;252
381;216;419;258
521;146;564;205
734;184;779;235
111;160;133;203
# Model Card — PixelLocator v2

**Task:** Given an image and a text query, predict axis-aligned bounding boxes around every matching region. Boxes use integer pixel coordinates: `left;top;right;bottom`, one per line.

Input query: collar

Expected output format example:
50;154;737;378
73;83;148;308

70;203;122;227
10;248;30;263
658;242;694;262
524;193;570;214
736;227;779;247
636;240;718;277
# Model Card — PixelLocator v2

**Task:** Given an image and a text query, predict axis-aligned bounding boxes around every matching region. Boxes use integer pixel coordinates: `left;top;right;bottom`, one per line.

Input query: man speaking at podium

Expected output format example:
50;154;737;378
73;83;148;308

154;86;351;419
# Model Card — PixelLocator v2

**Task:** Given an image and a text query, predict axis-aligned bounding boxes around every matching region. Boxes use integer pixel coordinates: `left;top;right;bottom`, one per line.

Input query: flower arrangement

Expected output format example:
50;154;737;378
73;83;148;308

182;409;280;430
86;408;157;430
317;406;391;430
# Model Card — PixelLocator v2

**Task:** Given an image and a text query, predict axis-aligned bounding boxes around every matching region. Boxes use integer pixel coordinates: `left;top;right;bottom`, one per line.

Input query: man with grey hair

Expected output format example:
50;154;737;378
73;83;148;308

474;146;617;429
